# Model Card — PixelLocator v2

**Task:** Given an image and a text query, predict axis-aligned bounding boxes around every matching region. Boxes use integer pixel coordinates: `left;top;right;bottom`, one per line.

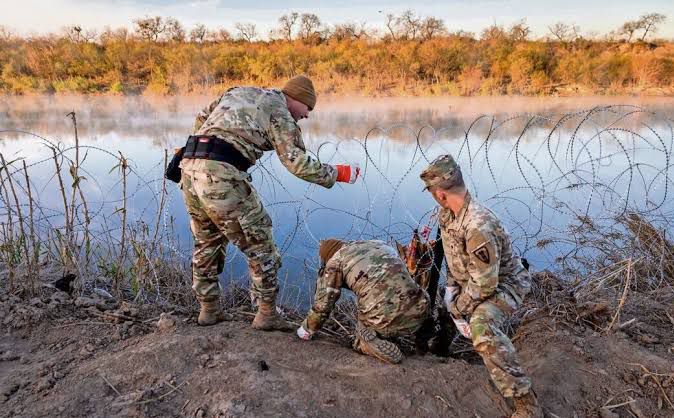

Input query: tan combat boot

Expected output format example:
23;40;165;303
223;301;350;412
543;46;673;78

197;299;232;326
352;324;404;364
251;299;292;331
511;391;543;418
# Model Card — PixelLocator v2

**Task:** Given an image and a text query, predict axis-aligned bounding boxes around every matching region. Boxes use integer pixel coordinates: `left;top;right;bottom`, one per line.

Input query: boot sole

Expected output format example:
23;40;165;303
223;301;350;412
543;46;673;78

369;340;404;364
355;327;404;364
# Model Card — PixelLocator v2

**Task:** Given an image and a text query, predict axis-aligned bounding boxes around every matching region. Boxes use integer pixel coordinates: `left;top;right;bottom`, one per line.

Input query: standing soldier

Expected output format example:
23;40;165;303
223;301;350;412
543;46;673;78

296;239;430;364
180;76;360;330
420;155;542;418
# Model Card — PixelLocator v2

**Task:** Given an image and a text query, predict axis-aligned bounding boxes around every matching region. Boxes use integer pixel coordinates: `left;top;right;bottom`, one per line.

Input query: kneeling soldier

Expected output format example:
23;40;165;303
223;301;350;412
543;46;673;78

420;154;542;418
296;239;430;364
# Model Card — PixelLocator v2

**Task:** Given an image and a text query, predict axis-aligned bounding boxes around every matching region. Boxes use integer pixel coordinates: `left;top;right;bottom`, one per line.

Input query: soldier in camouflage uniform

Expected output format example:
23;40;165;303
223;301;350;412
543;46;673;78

180;76;360;329
296;239;430;364
420;154;543;418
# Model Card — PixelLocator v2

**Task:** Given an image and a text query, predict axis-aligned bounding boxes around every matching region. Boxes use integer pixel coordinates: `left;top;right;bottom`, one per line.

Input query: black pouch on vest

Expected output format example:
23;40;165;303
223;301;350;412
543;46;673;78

165;147;185;183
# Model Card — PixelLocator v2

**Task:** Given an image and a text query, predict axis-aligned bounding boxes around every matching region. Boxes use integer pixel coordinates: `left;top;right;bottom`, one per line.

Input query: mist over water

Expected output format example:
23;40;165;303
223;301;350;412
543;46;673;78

1;96;672;306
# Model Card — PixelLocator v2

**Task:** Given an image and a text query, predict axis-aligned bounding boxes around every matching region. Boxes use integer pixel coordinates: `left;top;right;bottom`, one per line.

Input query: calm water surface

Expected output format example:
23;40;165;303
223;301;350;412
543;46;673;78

1;96;672;304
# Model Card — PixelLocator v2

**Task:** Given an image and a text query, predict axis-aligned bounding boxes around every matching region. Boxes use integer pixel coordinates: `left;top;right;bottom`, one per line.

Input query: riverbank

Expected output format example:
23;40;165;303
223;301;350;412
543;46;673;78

1;270;672;418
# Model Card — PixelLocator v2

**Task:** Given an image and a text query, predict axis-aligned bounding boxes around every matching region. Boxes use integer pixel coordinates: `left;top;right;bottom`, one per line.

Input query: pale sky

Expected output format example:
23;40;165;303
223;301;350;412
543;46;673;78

1;0;673;39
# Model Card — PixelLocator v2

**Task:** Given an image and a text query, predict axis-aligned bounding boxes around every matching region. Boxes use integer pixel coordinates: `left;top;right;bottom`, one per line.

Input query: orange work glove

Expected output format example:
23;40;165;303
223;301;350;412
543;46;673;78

335;164;360;184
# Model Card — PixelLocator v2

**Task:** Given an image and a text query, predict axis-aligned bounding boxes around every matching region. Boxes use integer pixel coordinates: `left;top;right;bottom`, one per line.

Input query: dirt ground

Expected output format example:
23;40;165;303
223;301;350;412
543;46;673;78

1;281;673;418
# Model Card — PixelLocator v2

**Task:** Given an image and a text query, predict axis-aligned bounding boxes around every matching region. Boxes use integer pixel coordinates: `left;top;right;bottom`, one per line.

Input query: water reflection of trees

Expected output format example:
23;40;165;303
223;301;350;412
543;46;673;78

1;96;671;145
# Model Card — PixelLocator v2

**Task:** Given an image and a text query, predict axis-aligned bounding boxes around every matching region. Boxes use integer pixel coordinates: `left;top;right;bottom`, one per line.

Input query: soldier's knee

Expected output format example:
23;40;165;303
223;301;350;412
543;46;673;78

248;251;280;279
469;313;503;348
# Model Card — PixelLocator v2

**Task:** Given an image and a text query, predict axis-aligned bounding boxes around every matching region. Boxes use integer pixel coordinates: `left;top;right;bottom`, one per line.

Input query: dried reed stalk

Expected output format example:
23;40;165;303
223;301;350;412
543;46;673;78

605;258;633;333
0;158;16;290
0;154;30;280
115;151;129;297
151;149;168;254
22;160;38;295
51;147;74;272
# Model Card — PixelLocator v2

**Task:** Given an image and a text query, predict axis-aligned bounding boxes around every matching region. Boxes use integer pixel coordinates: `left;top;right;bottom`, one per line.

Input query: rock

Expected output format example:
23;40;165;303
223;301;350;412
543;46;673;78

233;403;246;414
29;298;44;307
156;313;177;332
74;297;96;308
0;382;20;397
53;274;76;293
628;399;647;418
79;344;95;356
637;334;659;344
599;407;619;418
199;354;211;368
92;288;114;300
19;357;30;365
35;377;54;392
37;365;50;377
257;360;269;372
119;302;139;318
0;351;19;362
195;407;207;418
95;301;116;312
52;371;65;380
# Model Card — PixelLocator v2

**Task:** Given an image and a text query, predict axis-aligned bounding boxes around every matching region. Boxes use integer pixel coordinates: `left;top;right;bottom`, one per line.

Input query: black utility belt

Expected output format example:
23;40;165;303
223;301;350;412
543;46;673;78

164;135;252;184
183;135;252;172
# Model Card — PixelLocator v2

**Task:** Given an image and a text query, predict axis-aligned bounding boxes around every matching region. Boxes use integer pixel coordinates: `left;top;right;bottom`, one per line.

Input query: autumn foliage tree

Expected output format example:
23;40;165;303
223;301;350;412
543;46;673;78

0;12;671;96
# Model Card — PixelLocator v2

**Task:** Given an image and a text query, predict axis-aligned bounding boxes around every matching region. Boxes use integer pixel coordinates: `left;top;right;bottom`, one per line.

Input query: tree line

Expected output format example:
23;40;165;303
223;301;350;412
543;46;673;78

0;11;671;96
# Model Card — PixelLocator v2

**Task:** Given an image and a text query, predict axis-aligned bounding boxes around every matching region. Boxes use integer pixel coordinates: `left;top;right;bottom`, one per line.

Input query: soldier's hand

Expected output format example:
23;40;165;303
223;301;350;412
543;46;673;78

454;292;476;317
449;302;463;320
451;316;473;339
296;326;313;341
335;164;360;184
444;286;460;311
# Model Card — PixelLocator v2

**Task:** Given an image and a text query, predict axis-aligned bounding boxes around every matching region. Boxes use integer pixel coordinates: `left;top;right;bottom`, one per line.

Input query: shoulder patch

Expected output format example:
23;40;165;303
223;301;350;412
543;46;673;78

472;244;490;264
467;228;495;266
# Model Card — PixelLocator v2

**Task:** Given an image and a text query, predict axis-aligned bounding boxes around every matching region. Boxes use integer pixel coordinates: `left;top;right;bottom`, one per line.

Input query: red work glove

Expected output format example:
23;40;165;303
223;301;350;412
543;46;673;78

335;164;360;184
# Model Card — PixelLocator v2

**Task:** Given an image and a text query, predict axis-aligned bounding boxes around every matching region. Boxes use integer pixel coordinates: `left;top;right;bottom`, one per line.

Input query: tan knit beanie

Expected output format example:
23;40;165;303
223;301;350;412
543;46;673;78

282;75;317;110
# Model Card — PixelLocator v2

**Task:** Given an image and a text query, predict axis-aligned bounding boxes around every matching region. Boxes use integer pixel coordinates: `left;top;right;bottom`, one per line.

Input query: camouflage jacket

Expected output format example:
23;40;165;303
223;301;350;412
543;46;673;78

302;240;430;335
193;87;336;188
439;192;530;316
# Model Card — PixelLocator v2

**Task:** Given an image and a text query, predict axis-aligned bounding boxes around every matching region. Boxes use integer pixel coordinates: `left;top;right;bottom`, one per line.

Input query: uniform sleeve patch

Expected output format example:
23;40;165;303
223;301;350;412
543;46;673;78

472;244;490;264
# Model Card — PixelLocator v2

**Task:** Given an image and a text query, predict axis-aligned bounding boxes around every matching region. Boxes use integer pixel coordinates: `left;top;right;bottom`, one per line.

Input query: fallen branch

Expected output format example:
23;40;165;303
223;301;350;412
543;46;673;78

99;373;122;397
113;380;188;407
627;363;674;409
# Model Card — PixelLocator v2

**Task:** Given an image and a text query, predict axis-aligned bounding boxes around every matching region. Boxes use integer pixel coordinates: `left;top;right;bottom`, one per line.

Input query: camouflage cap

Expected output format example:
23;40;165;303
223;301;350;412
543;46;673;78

420;154;461;191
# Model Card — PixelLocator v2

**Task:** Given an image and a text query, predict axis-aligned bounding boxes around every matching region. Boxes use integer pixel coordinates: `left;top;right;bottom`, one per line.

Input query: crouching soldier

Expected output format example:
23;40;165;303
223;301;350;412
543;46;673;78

296;239;430;364
420;154;543;418
180;75;360;330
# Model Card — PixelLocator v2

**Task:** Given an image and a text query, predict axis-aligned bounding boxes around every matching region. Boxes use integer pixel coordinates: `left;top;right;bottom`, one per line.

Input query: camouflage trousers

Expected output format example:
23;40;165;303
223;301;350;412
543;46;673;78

469;290;532;398
180;159;280;304
360;290;430;339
